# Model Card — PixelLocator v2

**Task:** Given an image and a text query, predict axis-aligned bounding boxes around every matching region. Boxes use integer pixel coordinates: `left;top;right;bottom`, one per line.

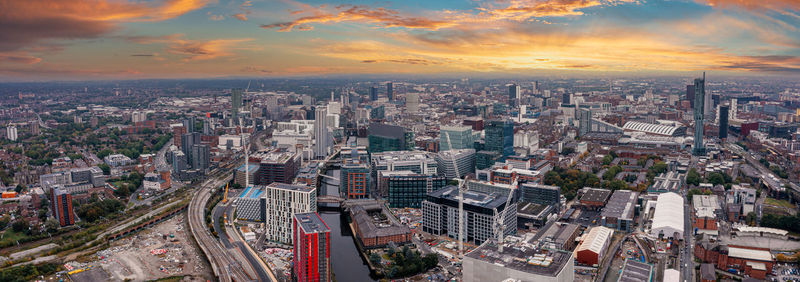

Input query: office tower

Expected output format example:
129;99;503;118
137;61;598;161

719;105;729;139
693;73;706;156
578;108;592;136
29;121;40;135
181;132;201;165
521;183;560;208
191;144;210;170
172;151;188;173
255;151;300;185
203;118;212;135
183;116;196;133
263;183;316;244
386;82;393;101
533;81;539;94
407;93;420;113
341;162;370;199
704;83;713;120
6;126;17;141
440;125;475;151
50;188;75;227
385;173;446;208
370;86;378;101
314;107;330;158
436;149;476;179
485;120;514;157
686;85;695;109
730;98;738;120
422;186;516;245
371;151;438;175
231;88;243;121
562;93;570;105
508;84;520;107
293;213;331;282
367;123;413;153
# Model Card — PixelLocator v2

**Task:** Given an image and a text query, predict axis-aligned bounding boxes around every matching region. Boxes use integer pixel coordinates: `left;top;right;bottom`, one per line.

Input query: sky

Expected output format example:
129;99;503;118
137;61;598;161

1;0;799;81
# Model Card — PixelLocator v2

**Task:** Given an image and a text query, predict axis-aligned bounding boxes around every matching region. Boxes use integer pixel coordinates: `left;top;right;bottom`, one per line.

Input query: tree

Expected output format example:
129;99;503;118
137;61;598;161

369;253;381;265
686;168;701;186
745;212;757;226
560;147;575;156
0;216;9;230
602;155;614;166
98;164;110;175
12;219;28;233
603;165;623;181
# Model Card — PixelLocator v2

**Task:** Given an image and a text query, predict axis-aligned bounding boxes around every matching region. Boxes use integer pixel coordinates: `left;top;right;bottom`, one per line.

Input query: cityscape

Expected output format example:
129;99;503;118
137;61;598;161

1;1;800;282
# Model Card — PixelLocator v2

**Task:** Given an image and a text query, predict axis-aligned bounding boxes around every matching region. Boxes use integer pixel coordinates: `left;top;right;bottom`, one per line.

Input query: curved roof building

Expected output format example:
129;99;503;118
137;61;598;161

623;121;686;136
650;192;684;239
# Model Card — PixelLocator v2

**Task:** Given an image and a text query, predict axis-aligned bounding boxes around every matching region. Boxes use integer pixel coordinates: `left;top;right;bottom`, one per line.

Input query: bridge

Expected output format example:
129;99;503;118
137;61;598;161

107;204;188;241
318;195;345;204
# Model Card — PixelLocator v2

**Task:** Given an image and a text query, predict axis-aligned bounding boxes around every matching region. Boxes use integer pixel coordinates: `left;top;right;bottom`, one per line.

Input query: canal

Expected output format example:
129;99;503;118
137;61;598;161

320;169;376;282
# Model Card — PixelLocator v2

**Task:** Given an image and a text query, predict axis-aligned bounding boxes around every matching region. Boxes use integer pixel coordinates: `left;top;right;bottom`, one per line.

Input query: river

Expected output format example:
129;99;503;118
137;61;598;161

319;169;376;282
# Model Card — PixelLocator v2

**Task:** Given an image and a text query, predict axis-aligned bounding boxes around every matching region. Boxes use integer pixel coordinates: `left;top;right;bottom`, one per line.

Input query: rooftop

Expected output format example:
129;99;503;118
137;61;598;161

265;183;314;193
464;238;573;277
618;260;653;282
601;190;638;220
428;186;509;209
728;246;772;262
371;150;435;163
579;187;612;203
295;212;330;234
576;226;613;254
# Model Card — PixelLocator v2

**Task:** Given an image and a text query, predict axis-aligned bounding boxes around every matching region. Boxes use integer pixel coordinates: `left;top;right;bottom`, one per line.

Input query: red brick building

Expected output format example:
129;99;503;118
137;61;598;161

695;241;773;280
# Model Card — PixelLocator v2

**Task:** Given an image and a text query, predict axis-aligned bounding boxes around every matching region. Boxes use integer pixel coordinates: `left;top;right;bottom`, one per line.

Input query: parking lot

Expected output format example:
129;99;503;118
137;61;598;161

774;265;800;282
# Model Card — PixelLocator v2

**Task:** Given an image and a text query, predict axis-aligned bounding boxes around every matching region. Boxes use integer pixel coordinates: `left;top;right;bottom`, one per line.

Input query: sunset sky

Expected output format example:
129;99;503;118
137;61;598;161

1;0;799;81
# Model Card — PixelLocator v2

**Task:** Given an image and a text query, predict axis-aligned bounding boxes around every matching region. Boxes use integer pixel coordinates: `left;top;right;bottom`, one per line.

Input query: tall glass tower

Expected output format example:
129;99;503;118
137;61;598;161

693;73;706;156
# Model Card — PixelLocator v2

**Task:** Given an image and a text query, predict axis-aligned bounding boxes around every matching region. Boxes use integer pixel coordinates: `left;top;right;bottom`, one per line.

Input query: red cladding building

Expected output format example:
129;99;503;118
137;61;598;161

293;212;331;282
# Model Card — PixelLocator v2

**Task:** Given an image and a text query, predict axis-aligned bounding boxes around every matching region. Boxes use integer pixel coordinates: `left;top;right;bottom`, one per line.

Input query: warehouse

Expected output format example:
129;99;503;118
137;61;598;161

649;192;684;239
575;226;613;266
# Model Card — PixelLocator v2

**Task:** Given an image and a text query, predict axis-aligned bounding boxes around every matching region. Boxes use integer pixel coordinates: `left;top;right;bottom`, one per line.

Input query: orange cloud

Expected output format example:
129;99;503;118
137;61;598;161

484;0;604;21
128;34;255;61
697;0;800;11
233;13;249;21
261;5;456;31
0;52;42;64
0;0;210;52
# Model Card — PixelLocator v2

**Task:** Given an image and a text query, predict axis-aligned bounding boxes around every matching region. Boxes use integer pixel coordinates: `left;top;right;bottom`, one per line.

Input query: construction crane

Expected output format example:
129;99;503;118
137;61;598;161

444;132;469;257
494;175;518;252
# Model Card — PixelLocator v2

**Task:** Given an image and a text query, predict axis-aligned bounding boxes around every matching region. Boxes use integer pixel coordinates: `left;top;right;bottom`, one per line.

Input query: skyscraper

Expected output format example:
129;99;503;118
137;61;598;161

231;88;243;121
386;82;394;101
50;187;75;227
370;86;378;101
314;107;330;158
578;108;592;136
292;212;331;282
686;85;695;109
367;123;413;153
719;105;729;139
6;126;17;141
693;73;706;156
485;120;514;157
440;125;475;151
730;98;738;120
704;81;714;120
191;144;210;171
508;84;520;107
407;93;420;113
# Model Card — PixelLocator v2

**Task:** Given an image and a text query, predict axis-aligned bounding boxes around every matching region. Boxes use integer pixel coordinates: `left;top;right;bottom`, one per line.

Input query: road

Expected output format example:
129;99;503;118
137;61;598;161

155;137;173;171
223;201;278;282
681;184;694;282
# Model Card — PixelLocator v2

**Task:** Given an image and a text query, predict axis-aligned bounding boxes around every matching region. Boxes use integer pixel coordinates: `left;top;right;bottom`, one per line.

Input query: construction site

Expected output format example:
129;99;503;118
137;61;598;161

67;214;212;282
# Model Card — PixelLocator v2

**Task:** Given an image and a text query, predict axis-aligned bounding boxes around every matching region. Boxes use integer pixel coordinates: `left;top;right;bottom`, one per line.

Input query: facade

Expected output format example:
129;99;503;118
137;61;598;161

578;108;591;136
508;84;520;107
341;162;370;199
292;212;331;282
369;86;378;101
350;201;412;248
386;173;446;208
50;187;75;227
256;151;300;185
485;120;514;157
520;183;560;208
693;73;706;156
386;82;393;101
367;123;413;153
440;125;475;151
575;226;613;266
436;149;476;179
719;105;729;139
422;186;516;245
104;154;133;167
694;242;774;280
231;88;243;121
601;190;638;232
370;151;438;176
263;183;316;244
314;107;331;158
6;126;17;141
190;144;210;171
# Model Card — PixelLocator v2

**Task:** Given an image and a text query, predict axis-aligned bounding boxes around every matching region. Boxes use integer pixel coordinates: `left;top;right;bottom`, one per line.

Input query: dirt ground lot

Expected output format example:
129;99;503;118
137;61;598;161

67;214;212;281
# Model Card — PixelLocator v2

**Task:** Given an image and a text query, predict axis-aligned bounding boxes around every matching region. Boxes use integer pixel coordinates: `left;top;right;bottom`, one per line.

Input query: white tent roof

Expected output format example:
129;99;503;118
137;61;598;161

650;192;685;238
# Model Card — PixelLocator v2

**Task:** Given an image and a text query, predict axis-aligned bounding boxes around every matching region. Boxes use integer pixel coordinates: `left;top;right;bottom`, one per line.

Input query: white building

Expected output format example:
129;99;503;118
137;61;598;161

436;149;476;179
262;183;316;244
218;134;244;151
406;93;420;113
649;192;685;239
104;154;133;167
6;126;17;141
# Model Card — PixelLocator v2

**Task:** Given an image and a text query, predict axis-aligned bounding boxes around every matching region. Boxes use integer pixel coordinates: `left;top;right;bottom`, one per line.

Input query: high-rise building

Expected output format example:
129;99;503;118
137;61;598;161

50;187;75;227
386;82;394;101
191;144;210;171
521;183;560;208
693;73;706;156
562;93;571;105
485;120;514;157
293;212;331;282
440;125;475;151
29;121;40;135
172;151;188;173
341;162;370;199
367;123;413;153
730;98;738;120
436;149;476;179
704;81;713;121
370;86;378;101
6;126;17;141
132;111;147;123
371;151;438;176
719;105;729;139
578;108;592;136
508;84;520;107
314;107;331;158
231;88;243;122
181;132;201;165
255;151;300;185
407;93;420;113
263;183;316;244
173;125;187;149
686;85;695;109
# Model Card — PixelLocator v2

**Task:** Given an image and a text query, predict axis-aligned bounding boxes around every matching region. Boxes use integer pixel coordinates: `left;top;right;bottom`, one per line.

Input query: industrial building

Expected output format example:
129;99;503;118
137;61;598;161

600;190;638;232
462;238;574;282
575;226;613;266
649;192;685;239
348;200;412;248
